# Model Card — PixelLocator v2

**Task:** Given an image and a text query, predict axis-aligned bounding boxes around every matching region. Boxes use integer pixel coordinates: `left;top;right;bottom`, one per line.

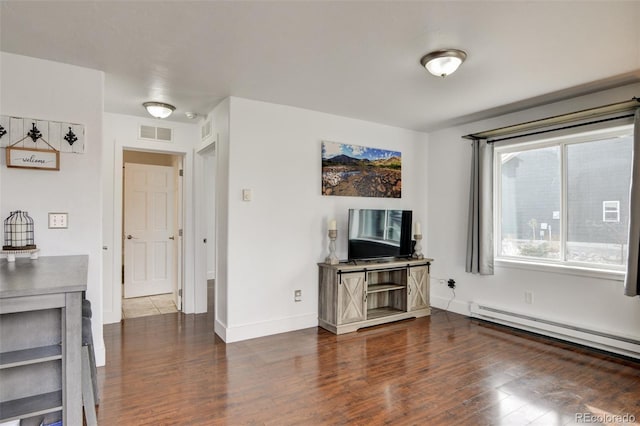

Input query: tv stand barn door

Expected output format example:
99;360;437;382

318;258;432;334
408;265;429;311
337;272;366;324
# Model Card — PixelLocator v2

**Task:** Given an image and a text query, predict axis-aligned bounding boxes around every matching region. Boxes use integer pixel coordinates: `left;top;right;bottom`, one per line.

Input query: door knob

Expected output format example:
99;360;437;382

169;236;175;240
126;235;135;240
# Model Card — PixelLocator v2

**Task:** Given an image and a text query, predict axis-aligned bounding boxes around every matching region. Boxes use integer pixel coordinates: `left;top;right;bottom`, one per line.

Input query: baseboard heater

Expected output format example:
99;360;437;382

469;302;640;359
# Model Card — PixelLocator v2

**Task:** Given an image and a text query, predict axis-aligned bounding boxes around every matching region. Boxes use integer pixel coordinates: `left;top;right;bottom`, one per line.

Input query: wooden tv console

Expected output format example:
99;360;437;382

318;258;432;334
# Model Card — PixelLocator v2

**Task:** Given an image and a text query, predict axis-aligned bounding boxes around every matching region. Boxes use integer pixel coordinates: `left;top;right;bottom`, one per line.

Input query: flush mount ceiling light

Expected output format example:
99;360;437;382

420;49;467;78
143;102;176;119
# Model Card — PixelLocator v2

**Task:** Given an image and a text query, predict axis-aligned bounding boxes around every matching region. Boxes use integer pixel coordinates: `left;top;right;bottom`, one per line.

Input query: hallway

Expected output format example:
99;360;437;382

122;293;178;319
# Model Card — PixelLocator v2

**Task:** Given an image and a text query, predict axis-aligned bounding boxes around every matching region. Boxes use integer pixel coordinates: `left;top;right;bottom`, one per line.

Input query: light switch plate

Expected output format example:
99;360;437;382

242;189;252;201
49;212;68;229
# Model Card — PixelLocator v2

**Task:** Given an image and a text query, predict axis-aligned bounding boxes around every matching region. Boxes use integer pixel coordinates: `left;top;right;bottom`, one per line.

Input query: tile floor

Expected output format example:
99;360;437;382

122;293;178;319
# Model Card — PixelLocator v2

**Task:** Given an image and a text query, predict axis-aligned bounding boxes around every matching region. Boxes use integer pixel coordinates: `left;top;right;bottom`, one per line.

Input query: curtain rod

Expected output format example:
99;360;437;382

463;97;640;143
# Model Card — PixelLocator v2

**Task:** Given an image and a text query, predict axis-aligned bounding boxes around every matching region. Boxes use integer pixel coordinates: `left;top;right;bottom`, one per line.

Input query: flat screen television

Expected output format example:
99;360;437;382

348;209;413;261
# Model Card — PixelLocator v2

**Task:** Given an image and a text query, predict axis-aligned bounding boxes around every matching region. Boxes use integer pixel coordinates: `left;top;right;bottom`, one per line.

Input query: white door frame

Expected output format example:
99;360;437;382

194;142;216;316
108;146;189;323
198;144;216;281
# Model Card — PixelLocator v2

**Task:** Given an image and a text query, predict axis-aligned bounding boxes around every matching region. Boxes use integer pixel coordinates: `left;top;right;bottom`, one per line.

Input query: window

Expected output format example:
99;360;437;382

602;201;620;223
356;209;402;244
495;126;633;270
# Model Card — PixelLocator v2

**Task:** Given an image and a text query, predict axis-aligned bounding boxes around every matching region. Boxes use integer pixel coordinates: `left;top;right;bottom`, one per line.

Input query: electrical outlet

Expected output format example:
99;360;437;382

48;212;68;229
294;289;302;302
524;291;533;304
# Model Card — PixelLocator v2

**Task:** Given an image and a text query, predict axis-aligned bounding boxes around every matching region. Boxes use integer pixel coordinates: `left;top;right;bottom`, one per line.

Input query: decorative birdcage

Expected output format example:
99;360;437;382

3;210;36;250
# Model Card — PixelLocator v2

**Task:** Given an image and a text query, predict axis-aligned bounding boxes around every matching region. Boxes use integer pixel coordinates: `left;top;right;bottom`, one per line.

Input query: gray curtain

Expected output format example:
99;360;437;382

466;139;494;275
624;109;640;297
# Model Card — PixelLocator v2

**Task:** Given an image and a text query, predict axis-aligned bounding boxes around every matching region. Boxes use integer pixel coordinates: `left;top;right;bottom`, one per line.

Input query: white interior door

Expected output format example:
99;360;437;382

124;163;176;298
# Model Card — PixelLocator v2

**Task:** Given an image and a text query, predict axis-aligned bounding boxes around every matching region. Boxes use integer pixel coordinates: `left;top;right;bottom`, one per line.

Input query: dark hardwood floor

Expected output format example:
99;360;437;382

97;310;639;425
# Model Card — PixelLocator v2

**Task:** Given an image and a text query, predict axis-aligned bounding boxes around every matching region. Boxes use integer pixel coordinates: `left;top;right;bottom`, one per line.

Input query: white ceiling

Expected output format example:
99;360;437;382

1;1;639;131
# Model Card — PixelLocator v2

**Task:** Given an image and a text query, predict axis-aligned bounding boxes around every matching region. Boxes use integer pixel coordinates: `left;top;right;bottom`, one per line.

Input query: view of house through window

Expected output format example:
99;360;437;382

602;201;620;222
354;209;402;243
496;126;633;269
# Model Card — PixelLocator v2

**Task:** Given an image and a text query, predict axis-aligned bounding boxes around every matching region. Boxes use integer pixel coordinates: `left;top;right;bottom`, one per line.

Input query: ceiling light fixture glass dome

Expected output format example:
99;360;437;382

420;49;467;78
143;102;176;119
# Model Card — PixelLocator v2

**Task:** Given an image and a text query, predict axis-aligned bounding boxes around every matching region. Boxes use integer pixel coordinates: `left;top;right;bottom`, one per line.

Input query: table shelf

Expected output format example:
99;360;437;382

0;391;62;423
367;283;405;294
367;306;405;320
0;345;62;369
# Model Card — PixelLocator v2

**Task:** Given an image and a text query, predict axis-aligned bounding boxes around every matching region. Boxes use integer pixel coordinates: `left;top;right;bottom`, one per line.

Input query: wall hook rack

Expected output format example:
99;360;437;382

0;115;85;153
64;127;78;146
27;123;42;143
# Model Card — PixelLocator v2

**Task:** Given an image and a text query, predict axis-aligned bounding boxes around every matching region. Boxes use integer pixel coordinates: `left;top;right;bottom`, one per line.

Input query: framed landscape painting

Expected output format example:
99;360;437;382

321;141;401;198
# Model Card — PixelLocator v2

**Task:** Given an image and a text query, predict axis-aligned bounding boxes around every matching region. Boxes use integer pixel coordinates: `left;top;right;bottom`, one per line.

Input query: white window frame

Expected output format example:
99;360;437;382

494;124;633;278
602;200;620;223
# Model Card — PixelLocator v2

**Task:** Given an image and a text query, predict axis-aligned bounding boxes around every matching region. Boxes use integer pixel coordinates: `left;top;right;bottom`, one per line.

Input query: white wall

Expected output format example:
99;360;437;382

102;112;201;324
0;52;106;364
427;83;640;354
219;96;429;342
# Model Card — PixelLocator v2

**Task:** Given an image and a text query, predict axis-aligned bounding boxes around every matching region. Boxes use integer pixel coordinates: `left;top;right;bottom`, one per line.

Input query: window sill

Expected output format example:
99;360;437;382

495;258;625;282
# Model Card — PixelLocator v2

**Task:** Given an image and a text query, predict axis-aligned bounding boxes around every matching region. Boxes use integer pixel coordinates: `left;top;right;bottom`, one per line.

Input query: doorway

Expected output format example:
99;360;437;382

197;143;216;328
122;150;183;319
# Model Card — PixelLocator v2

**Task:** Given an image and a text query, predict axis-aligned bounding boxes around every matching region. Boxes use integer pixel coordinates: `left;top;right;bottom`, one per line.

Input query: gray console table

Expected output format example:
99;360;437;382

0;255;88;426
318;258;432;334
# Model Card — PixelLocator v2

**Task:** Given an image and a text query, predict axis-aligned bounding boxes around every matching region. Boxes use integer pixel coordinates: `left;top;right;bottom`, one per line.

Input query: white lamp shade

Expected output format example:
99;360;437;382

425;56;463;77
420;49;467;77
143;102;175;119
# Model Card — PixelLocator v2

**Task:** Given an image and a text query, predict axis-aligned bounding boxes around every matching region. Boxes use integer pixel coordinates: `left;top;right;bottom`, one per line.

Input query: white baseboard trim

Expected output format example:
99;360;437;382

431;295;639;359
214;318;227;342
469;302;640;359
218;313;318;343
102;309;121;325
95;342;106;367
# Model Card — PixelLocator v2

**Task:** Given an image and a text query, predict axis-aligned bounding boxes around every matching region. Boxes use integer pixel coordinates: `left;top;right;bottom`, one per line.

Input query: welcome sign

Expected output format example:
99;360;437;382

6;146;60;171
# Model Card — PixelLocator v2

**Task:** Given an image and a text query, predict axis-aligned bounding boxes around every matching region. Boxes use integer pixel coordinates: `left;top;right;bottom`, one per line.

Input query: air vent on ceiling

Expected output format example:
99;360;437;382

139;124;173;142
201;119;212;141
